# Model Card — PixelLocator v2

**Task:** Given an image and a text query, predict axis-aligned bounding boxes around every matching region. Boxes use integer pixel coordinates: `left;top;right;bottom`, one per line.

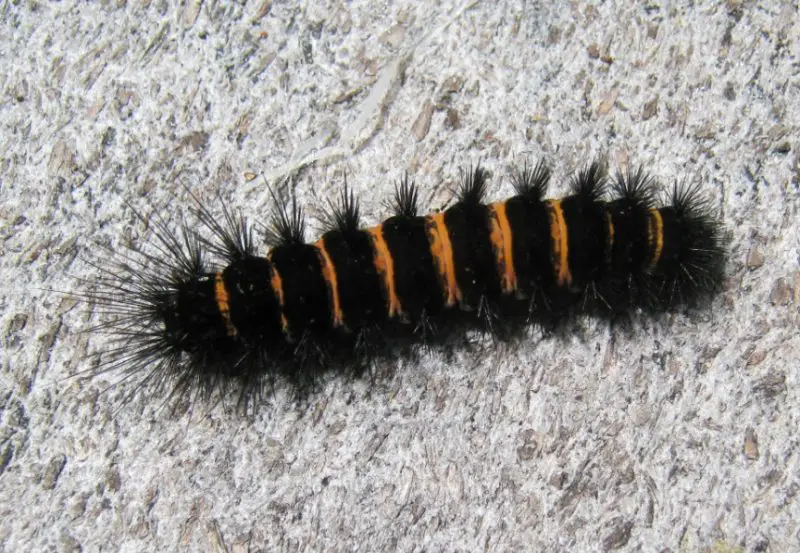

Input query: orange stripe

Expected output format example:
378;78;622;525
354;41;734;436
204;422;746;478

546;199;572;287
605;210;615;252
425;212;461;307
267;255;291;339
488;201;517;294
647;209;664;269
367;225;403;318
214;272;237;337
314;237;345;328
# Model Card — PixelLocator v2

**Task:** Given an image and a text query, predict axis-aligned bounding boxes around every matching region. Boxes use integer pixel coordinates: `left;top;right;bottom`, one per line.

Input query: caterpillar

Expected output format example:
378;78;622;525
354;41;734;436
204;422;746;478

83;160;725;407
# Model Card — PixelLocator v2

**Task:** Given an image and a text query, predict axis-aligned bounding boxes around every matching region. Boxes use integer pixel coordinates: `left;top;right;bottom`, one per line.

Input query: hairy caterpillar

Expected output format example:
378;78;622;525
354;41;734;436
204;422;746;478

82;160;725;407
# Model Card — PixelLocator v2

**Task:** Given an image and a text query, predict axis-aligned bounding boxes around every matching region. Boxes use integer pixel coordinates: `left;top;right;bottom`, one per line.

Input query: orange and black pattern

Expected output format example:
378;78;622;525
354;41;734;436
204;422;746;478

88;160;725;402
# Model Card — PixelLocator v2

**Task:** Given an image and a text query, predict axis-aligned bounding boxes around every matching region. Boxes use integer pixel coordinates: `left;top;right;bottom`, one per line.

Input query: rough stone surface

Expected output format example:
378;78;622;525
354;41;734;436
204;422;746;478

1;1;799;551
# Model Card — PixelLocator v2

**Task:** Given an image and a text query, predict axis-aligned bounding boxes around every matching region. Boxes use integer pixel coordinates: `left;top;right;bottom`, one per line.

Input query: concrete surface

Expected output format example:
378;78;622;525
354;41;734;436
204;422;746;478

1;1;798;551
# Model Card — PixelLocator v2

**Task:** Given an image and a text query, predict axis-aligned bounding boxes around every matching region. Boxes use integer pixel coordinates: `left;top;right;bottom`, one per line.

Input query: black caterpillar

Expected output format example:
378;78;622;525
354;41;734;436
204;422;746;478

85;160;725;406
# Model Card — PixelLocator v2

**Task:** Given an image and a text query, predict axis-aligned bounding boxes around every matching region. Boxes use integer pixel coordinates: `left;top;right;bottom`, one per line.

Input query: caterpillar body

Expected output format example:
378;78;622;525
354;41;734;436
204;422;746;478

85;161;725;406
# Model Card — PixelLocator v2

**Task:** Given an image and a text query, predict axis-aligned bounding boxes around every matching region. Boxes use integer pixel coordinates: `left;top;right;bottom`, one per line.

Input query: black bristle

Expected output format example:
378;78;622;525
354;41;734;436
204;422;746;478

457;165;489;205
392;174;418;217
136;208;206;283
668;181;726;295
326;180;361;233
611;166;657;208
511;159;550;200
570;161;608;202
266;195;306;247
78;208;221;408
194;197;255;262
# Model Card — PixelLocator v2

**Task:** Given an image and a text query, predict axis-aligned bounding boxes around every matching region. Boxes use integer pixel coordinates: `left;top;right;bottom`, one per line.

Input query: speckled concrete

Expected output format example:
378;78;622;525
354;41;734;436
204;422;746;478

1;1;798;551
